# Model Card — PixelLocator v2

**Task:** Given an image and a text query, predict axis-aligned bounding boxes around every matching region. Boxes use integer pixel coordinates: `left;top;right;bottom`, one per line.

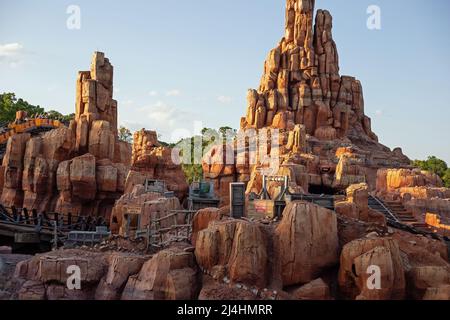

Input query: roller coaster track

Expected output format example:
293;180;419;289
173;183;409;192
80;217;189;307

0;204;107;246
0;118;64;161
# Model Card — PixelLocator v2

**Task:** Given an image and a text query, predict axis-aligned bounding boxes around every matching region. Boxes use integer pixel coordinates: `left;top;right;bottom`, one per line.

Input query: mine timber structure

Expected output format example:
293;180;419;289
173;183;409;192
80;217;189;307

134;209;196;251
257;176;448;246
0;204;107;247
0;195;448;253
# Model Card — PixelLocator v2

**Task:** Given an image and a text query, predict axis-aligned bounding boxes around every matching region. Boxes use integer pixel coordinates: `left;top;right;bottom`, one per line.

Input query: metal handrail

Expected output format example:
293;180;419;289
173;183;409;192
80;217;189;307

368;195;400;223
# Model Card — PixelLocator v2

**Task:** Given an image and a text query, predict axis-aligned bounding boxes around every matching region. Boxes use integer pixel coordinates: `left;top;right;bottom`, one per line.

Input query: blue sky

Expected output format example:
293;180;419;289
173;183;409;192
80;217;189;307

0;0;449;163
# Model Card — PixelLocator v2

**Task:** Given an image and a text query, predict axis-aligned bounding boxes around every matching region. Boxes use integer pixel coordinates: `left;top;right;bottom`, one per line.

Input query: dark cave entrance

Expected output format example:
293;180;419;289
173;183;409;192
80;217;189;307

308;184;343;196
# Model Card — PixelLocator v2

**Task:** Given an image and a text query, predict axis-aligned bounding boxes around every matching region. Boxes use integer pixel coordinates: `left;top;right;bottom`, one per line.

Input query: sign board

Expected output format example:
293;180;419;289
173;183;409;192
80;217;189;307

14;232;40;244
246;199;276;220
125;205;142;215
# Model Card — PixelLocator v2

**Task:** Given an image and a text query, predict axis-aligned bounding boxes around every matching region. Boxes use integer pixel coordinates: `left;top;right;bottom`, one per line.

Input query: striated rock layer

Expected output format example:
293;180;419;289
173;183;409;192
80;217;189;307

202;0;411;204
124;129;188;200
0;52;132;219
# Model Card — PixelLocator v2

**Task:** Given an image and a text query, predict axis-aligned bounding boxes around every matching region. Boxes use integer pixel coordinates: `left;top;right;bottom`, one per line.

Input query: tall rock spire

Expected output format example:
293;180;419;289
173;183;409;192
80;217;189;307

244;0;376;142
205;1;411;205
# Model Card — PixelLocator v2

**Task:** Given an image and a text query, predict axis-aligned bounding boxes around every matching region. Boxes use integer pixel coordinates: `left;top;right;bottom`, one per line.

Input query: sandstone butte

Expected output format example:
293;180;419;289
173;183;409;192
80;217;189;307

0;0;449;301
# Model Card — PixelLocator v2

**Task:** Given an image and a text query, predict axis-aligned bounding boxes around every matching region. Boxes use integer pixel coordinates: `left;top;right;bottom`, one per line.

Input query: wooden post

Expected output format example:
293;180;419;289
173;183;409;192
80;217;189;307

54;212;59;227
146;224;150;252
32;209;38;225
12;206;18;222
23;208;30;225
53;221;58;251
67;212;72;228
42;211;51;227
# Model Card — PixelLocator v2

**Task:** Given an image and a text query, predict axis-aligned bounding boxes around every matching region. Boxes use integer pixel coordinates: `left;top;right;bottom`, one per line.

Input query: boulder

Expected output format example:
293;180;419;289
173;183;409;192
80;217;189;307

275;201;339;286
338;237;405;300
289;278;331;300
191;208;225;246
18;280;45;300
96;165;118;192
88;120;115;160
95;253;148;300
121;248;198;300
195;220;270;288
422;285;450;300
70;153;97;200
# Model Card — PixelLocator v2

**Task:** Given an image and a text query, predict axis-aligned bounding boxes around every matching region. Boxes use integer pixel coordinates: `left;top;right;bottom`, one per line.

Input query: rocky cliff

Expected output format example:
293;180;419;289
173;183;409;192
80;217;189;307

0;52;132;219
203;0;411;204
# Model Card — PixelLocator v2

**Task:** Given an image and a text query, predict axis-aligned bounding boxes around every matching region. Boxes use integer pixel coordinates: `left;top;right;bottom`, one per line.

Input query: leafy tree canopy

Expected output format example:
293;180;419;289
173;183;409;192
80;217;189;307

118;126;133;143
412;156;450;187
175;127;237;184
412;156;448;178
0;92;73;124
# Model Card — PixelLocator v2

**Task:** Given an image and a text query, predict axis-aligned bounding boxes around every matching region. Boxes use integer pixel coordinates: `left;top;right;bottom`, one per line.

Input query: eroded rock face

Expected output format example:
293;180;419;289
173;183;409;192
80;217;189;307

376;168;450;228
338;237;405;300
191;207;227;247
289;278;331;300
109;184;182;236
0;52;131;220
276;201;339;286
95;253;147;300
201;0;411;203
124;129;188;200
392;230;450;300
195;201;339;289
121;247;199;300
8;247;197;301
195;220;271;288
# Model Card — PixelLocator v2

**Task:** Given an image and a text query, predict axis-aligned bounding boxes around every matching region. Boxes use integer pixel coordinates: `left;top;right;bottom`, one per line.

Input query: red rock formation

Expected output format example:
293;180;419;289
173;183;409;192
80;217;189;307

289;278;331;300
195;201;339;290
338;237;406;300
195;219;271;288
124;129;188;200
335;183;386;225
110;184;182;235
191;207;228;246
376;168;450;227
276;201;339;286
202;0;411;203
121;247;199;300
11;247;198;300
0;52;131;219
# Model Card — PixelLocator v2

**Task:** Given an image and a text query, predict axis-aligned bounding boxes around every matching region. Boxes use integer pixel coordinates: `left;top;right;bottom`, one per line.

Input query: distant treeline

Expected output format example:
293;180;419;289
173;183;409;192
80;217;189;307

412;156;450;188
0;92;74;124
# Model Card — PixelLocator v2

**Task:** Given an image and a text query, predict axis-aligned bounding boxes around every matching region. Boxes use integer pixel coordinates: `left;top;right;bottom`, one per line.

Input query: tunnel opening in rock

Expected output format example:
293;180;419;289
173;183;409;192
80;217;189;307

308;184;342;196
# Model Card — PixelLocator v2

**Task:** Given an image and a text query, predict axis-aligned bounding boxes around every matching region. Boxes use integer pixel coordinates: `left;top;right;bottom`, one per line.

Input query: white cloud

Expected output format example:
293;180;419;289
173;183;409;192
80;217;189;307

165;89;181;97
148;90;158;96
122;99;134;106
120;120;148;133
137;100;200;142
217;95;232;104
375;109;383;117
0;43;25;67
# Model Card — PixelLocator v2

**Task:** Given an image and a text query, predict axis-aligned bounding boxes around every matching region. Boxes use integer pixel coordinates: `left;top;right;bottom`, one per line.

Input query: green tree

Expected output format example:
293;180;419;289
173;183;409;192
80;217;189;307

118;126;132;143
412;156;448;178
0;93;44;123
0;93;74;125
175;126;237;184
443;169;450;188
45;110;75;123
